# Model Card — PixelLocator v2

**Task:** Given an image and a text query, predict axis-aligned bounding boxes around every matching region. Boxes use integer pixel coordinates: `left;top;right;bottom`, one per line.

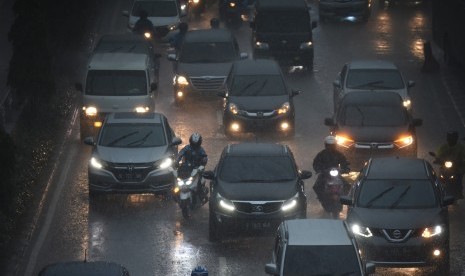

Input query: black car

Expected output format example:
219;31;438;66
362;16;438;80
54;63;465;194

203;143;312;242
219;59;300;137
249;0;317;70
341;157;455;274
324;91;422;170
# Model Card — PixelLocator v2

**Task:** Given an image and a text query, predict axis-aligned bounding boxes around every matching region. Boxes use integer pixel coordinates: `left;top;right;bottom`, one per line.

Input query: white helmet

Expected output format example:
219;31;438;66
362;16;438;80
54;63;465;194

324;135;336;145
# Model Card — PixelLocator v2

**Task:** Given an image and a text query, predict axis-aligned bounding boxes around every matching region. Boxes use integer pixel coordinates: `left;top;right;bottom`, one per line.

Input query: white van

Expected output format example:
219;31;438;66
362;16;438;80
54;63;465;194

76;52;158;140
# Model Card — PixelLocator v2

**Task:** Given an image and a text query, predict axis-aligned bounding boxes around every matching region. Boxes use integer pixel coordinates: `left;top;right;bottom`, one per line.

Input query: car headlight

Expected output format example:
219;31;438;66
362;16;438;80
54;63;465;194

335;135;355;148
351;224;373;238
175;75;189;86
157;158;173;169
168;23;177;31
90;157;105;169
277;102;290;114
444;161;453;168
394;135;414;148
403;99;411;108
229;103;239;115
177;176;193;186
281;193;299;212
330;169;339;177
422;225;443;238
229;1;236;7
254;41;269;50
299;41;313;50
135;106;149;113
217;193;235;211
84;106;98;116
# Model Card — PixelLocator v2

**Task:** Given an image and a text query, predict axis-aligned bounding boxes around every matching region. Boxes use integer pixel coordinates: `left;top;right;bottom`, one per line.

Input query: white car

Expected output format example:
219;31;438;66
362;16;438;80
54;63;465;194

333;60;415;113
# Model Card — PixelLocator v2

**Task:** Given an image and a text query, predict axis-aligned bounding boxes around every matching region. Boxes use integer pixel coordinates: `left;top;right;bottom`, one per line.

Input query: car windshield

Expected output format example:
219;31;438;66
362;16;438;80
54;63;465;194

86;70;147;96
283;245;362;276
99;123;166;148
346;69;405;89
131;1;178;17
357;179;437;209
256;11;310;33
229;75;286;96
179;42;236;63
339;104;407;127
219;156;296;182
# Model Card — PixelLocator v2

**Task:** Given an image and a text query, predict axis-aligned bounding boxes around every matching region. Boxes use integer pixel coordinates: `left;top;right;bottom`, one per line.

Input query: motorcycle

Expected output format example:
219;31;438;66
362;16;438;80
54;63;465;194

189;0;205;19
173;163;209;219
429;151;460;198
219;0;246;29
314;167;350;218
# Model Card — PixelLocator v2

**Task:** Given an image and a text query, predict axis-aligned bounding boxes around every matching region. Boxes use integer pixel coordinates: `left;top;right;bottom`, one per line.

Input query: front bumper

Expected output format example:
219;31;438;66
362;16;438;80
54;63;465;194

224;112;294;134
253;47;313;66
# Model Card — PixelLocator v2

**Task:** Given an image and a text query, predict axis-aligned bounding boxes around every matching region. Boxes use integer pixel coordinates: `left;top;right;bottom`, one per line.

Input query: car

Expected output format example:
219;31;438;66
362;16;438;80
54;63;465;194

340;156;455;274
265;219;376;276
324;90;422;171
333;60;415;113
319;0;371;22
203;142;312;242
167;28;248;105
38;261;130;276
249;0;317;70
218;59;300;138
122;0;186;43
83;112;182;196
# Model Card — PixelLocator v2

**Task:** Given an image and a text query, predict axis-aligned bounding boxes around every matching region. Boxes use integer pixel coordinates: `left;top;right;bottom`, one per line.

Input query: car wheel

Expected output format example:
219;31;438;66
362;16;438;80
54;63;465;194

209;210;223;242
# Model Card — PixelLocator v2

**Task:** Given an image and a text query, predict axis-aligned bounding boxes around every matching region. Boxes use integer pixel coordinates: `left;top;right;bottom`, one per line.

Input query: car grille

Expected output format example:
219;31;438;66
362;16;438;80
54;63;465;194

155;26;169;37
355;142;394;149
233;201;283;214
371;228;419;242
107;162;154;182
270;41;300;51
190;76;226;91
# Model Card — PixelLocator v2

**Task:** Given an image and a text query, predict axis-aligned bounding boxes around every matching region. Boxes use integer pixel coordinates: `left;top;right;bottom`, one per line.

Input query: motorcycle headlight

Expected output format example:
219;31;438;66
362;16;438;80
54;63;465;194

90;157;105;169
403;99;411;108
335;135;355;148
330;169;339;177
144;32;151;39
217;193;235;211
177;177;193;186
254;41;269;50
299;41;313;50
84;106;98;116
394;135;414;148
135;106;149;113
157;158;173;169
229;1;236;7
422;225;443;238
229;103;239;115
444;161;453;168
175;75;189;86
168;23;177;31
351;224;373;238
277;102;290;114
281;193;299;212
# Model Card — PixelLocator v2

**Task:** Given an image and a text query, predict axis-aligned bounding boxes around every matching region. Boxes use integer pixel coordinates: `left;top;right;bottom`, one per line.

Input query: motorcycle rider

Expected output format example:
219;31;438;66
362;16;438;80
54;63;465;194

133;10;154;35
436;131;465;199
313;136;350;201
169;22;188;52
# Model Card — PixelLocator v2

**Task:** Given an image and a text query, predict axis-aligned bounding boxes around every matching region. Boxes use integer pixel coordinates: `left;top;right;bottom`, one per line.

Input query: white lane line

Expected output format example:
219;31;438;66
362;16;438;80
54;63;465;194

219;256;230;276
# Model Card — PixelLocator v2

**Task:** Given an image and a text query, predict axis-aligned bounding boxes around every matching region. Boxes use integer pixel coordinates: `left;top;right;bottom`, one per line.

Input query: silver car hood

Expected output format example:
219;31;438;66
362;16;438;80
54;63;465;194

177;62;232;77
344;88;409;100
96;146;169;163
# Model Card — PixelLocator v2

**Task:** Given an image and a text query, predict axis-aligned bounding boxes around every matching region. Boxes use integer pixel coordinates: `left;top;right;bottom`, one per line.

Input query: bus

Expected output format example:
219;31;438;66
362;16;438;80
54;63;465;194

432;0;465;67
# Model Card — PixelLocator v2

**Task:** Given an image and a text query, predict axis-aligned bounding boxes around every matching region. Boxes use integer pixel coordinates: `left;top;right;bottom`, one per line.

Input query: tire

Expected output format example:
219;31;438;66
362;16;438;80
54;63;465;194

180;200;190;219
209;210;223;242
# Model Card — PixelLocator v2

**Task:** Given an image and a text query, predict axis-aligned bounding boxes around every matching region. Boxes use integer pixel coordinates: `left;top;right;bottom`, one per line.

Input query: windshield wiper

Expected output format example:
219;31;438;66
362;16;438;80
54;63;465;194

126;131;153;147
389;185;411;209
238;80;257;95
354;105;365;126
107;131;139;146
253;79;268;95
366;186;395;207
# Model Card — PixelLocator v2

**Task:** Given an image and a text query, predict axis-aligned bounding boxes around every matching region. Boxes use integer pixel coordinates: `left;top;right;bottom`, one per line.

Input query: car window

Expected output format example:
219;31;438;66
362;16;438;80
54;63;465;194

357;179;437;209
99;123;167;148
86;70;147;96
230;75;286;96
180;42;236;63
282;245;362;276
338;104;407;127
346;69;405;89
256;11;311;33
219;156;296;182
131;1;178;17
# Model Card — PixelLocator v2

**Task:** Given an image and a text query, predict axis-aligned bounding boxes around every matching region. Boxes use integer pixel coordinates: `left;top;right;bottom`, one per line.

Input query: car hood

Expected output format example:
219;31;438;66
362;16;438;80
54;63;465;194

217;180;297;201
177;62;232;77
96;146;170;163
349;207;446;229
129;15;179;28
344;89;409;100
229;95;289;110
338;125;410;142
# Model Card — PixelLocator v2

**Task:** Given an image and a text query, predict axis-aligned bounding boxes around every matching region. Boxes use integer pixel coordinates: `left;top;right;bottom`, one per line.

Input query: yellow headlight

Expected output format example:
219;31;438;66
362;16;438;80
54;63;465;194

84;106;97;116
144;32;151;39
135;106;149;113
229;103;239;115
422;226;442;238
278;102;290;114
335;135;355;148
444;161;453;168
176;76;189;85
229;2;236;7
394;135;413;148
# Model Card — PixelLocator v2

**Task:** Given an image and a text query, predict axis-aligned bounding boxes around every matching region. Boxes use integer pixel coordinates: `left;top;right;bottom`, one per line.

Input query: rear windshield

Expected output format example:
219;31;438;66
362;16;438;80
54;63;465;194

131;1;178;17
338;104;407;127
219;156;296;182
346;69;405;90
99;123;166;148
283;245;362;276
180;42;236;63
86;70;147;96
230;75;286;96
256;11;310;33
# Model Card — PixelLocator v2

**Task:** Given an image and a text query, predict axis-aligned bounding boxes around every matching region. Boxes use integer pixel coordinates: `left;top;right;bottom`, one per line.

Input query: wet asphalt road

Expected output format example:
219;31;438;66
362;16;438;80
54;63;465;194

12;0;465;275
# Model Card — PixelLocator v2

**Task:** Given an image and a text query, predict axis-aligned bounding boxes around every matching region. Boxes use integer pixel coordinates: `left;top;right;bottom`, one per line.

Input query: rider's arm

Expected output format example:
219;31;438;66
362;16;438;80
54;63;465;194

176;145;188;164
199;147;208;166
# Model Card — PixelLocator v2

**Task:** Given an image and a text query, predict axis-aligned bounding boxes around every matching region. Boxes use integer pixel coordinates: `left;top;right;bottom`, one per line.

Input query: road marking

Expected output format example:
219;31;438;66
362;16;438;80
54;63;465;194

219;256;229;276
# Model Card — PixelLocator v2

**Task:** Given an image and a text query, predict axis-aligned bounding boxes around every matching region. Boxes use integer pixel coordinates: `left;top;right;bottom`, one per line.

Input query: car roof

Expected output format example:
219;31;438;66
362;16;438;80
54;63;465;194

89;52;149;70
341;90;403;106
233;59;282;75
106;112;164;124
38;261;129;276
94;34;151;54
284;219;352;246
224;143;289;156
256;0;308;10
365;157;430;180
347;60;399;70
183;29;234;43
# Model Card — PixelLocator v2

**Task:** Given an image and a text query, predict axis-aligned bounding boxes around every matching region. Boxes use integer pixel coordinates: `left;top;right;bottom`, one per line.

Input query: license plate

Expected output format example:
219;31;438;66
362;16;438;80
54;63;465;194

248;222;271;230
385;247;413;258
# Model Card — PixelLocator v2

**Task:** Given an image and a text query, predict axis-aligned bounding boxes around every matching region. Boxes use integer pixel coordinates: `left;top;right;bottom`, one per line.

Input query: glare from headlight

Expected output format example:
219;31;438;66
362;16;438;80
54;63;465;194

159;158;173;169
444;161;453;168
230;122;240;132
330;169;339;177
176;75;189;85
278;102;290;114
217;194;235;211
422;226;442;238
135;106;149;113
403;99;411;108
255;41;269;50
229;103;239;115
229;2;236;7
90;157;103;169
352;224;373;238
299;41;313;50
281;199;297;212
85;106;97;116
335;135;355;148
394;135;414;148
280;122;289;130
144;32;151;39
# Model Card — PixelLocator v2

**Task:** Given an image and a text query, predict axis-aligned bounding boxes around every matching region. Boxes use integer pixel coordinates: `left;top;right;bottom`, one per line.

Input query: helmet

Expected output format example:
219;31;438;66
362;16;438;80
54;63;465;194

139;10;148;19
189;132;202;149
324;135;336;149
446;131;459;147
210;17;220;28
178;22;188;33
191;266;208;276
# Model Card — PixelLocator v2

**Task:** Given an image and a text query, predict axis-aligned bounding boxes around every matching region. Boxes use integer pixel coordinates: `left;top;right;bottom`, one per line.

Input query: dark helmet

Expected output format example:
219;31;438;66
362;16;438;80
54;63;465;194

189;132;202;149
324;135;337;150
447;130;459;147
178;22;188;33
191;266;208;276
210;17;220;28
139;10;148;19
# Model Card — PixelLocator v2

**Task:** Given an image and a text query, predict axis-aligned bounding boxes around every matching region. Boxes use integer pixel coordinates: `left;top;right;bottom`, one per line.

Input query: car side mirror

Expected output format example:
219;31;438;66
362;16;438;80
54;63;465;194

121;10;129;17
408;80;415;88
240;52;248;59
299;170;312;179
333;80;341;88
340;195;353;206
171;137;182;146
167;54;177;61
151;82;158;91
202;170;214;180
412;118;422;127
291;90;301;97
443;195;455;206
217;91;226;98
311;21;317;29
75;83;83;92
249;21;255;28
264;263;279;275
365;262;376;274
83;137;95;146
324;117;335;126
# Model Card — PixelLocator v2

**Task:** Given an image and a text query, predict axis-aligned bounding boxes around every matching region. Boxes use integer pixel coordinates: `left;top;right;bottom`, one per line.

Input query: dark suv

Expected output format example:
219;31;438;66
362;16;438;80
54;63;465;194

219;59;300;137
203;143;312;242
249;0;317;70
324;91;422;170
341;157;454;274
